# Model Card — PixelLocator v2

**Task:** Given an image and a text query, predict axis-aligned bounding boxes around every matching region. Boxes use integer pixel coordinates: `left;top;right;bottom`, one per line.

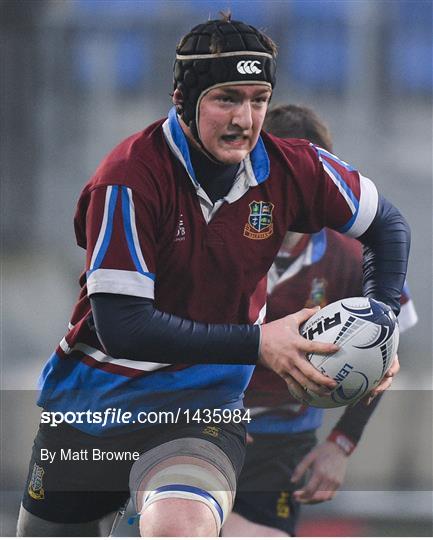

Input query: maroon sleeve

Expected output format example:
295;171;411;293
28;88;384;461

278;141;365;234
73;139;161;304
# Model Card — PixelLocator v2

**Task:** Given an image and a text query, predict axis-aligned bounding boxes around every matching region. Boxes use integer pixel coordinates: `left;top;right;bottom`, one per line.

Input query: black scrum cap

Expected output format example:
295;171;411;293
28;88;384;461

173;19;277;141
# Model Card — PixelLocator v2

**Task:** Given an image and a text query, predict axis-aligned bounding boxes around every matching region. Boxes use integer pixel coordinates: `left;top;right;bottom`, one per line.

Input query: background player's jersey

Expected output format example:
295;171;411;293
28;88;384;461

37;108;380;435
246;229;418;435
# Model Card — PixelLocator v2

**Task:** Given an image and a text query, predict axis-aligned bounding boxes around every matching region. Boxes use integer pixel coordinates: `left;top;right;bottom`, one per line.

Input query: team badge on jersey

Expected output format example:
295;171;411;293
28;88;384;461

306;277;328;308
244;201;274;240
28;463;45;500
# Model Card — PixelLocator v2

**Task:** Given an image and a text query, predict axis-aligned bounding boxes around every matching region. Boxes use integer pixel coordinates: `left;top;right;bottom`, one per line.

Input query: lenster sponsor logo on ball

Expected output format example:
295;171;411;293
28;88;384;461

237;60;262;75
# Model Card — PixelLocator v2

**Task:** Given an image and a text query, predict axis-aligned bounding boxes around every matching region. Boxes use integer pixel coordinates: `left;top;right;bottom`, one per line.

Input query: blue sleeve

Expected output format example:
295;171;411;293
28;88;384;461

90;293;260;365
358;195;410;316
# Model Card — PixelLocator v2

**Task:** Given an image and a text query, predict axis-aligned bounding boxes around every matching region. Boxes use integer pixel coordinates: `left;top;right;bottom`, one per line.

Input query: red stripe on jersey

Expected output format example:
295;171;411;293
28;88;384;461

56;345;189;378
76;351;189;378
76;351;150;378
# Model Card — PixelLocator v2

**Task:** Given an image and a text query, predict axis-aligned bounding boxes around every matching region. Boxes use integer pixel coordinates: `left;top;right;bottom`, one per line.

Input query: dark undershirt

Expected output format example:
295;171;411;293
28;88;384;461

188;141;239;203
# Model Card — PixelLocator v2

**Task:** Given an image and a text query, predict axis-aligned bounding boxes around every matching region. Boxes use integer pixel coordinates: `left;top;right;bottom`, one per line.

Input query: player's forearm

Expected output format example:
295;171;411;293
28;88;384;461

328;392;383;452
90;293;260;365
358;194;410;316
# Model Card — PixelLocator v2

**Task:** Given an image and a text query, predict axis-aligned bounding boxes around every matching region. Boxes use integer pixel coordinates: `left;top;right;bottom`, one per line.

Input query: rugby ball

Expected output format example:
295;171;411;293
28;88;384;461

301;297;399;408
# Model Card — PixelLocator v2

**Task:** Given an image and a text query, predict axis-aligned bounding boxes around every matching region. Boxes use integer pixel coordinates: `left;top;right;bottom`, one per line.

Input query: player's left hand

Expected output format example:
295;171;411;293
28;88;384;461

364;353;400;405
290;441;348;504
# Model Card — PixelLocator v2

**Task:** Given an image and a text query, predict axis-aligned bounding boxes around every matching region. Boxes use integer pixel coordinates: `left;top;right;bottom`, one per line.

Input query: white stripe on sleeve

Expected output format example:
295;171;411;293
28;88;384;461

90;186;113;270
87;269;155;299
344;175;379;238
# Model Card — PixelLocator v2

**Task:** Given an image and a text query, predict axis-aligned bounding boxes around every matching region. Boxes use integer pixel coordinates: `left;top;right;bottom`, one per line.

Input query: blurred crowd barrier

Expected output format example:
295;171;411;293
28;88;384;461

3;0;432;247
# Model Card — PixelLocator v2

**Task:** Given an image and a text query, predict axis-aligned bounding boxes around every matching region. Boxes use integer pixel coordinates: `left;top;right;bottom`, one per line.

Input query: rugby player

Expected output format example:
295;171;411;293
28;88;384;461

18;16;410;537
223;105;417;537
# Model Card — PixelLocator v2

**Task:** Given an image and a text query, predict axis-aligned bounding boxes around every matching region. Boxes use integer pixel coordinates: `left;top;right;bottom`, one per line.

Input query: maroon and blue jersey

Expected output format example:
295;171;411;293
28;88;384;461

38;107;381;435
246;229;418;435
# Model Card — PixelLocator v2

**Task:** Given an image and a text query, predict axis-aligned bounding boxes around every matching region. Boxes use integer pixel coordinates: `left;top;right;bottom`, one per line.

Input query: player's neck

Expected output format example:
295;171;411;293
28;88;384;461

188;140;239;204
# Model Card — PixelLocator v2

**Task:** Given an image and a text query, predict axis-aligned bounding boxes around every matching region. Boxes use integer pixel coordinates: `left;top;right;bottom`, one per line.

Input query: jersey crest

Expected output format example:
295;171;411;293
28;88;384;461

244;201;274;240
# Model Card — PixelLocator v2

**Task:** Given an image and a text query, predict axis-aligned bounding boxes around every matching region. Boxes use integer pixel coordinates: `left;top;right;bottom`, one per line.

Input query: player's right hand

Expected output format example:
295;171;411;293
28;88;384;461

258;307;338;402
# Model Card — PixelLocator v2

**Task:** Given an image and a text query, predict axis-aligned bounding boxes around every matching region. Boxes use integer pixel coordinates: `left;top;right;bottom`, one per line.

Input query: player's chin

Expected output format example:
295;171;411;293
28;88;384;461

214;143;251;164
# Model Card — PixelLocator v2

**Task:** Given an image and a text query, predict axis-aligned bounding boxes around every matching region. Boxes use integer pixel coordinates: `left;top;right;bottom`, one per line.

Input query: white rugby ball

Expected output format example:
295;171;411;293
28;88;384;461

301;297;399;408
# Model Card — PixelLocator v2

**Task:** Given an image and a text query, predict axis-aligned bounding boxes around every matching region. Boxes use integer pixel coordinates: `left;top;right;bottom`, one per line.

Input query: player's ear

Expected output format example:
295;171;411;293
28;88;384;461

172;89;184;115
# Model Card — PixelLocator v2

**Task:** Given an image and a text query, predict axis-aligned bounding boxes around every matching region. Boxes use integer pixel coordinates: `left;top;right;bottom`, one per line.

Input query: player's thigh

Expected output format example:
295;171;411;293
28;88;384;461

130;423;246;536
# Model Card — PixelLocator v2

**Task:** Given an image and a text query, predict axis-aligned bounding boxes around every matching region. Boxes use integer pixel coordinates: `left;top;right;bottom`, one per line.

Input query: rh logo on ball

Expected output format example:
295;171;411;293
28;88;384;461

302;297;399;408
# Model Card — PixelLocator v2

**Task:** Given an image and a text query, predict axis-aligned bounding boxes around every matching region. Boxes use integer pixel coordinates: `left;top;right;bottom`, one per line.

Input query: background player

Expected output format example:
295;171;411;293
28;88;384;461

17;16;410;538
223;104;418;537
